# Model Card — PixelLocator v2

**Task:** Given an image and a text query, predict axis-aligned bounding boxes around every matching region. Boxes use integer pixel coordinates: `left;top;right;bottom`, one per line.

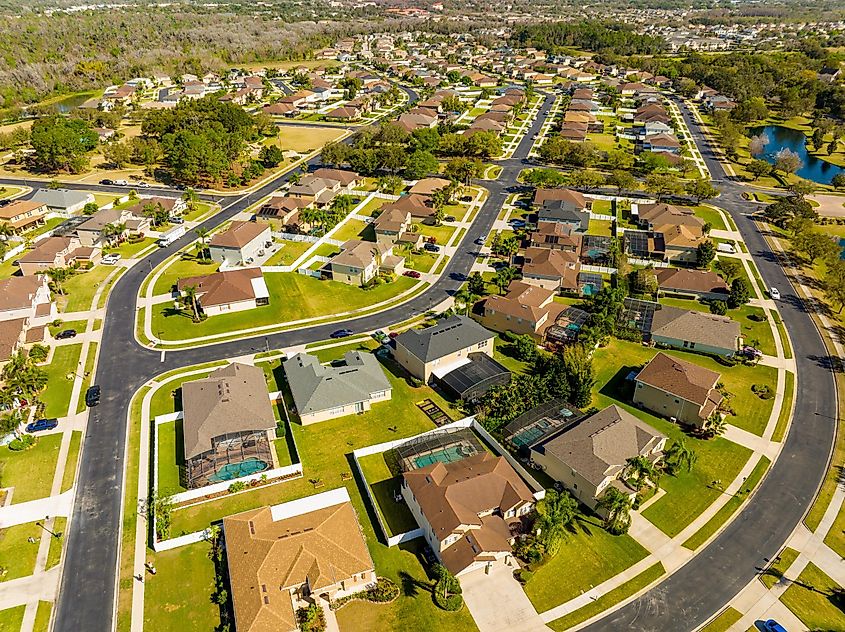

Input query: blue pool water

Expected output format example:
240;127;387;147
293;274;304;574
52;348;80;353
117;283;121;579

414;445;474;468
208;457;269;483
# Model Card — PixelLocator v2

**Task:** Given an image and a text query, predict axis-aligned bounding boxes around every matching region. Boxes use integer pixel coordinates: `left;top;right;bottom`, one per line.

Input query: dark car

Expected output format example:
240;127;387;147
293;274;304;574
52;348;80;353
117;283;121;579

474;237;485;246
85;385;101;407
330;329;354;339
26;418;58;433
403;270;421;278
55;329;77;340
100;179;114;185
762;621;787;632
424;243;441;253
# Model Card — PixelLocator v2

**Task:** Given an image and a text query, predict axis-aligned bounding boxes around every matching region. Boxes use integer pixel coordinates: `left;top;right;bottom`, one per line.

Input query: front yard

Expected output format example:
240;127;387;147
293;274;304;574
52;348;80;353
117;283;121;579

0;522;43;580
151;255;219;296
779;562;845;631
60;266;115;312
150;273;419;342
0;434;61;504
41;344;83;418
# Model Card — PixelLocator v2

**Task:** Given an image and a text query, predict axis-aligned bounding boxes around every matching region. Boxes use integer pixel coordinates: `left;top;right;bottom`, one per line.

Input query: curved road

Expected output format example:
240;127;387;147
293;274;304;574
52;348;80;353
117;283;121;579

36;89;836;631
584;101;837;631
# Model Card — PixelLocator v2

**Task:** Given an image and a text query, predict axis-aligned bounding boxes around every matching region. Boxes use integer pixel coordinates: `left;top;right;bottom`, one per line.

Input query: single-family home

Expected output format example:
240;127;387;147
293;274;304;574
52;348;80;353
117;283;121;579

634;352;723;427
537;200;590;232
480;280;568;339
30;189;94;217
648;305;742;356
75;207;151;247
529;405;666;510
0;275;54;324
288;176;342;206
224;488;375;632
329;240;402;285
283;351;391;424
181;362;277;489
533;188;590;213
176;268;270;316
393;315;494;383
0;200;47;233
528;221;582;254
17;236;101;276
402;452;535;576
378;194;436;221
642;133;681;154
256;196;311;226
409;177;451;197
655;268;729;301
208;221;271;267
521;247;581;293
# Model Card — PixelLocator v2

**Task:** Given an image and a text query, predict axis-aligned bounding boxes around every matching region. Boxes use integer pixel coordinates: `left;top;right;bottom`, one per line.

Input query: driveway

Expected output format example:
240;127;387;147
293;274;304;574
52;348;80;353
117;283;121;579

460;565;550;632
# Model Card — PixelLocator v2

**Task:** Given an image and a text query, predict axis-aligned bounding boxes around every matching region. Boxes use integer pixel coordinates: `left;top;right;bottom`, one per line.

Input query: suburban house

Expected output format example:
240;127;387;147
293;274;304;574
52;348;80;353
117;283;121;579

17;236;101;276
0;200;47;233
537;200;590;232
30;189;94;216
378;194;436;221
223;488;376;632
655;268;729;301
649;305;742;356
311;168;360;191
126;196;186;218
329;240;403;286
288;177;342;206
529;405;667;510
409;177;451;197
402;452;535;576
480;280;565;339
256;196;311;226
529;221;582;255
181;362;278;489
634;352;723;427
176;268;270;317
208;221;271;267
521;247;581;293
0;275;54;323
393;315;494;382
0;318;31;365
533;188;590;214
642;133;681;154
635;204;703;233
373;208;422;247
283;351;392;424
75;207;151;247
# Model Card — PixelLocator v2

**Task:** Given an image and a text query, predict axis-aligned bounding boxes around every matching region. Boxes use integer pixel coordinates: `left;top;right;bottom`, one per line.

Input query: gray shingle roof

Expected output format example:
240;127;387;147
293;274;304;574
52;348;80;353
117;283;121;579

30;188;92;210
283;351;391;416
394;315;494;363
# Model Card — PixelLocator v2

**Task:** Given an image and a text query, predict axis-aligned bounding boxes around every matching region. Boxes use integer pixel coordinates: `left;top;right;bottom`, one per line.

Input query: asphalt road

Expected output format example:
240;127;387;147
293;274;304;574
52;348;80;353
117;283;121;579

51;94;553;632
583;101;837;632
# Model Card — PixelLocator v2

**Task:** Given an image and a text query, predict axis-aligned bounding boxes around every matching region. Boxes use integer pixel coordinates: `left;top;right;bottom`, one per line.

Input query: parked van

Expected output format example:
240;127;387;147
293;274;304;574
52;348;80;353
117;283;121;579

158;225;186;247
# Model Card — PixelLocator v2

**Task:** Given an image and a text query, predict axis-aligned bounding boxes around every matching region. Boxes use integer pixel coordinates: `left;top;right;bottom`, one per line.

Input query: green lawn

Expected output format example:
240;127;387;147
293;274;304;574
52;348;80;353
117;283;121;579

546;562;664;631
263;239;313;266
699;607;743;632
772;371;795;443
734;305;776;357
780;562;845;631
825;490;845;558
0;434;61;503
169;356;455;535
356;197;388;216
404;251;437;274
0;606;25;632
143;540;220;631
151;255;219;295
416;222;456;246
61;431;82;492
761;547;800;589
312;243;342;258
358;452;419;537
310;340;379;364
156;420;186;494
33;601;52;632
588;219;613;236
592;340;754;536
331;218;372;243
523;515;650;613
774;316;793;359
681;456;770;550
0;257;20;280
76;342;98;414
61;266;114;312
0;522;42;580
104;237;157;259
48;319;88;337
694;205;728;232
97;267;125;309
151;273;418;342
182;202;216;222
45;517;67;570
42;343;83;418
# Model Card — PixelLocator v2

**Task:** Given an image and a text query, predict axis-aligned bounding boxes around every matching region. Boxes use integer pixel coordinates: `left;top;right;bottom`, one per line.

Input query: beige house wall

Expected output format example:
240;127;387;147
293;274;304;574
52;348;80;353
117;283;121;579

298;389;391;425
393;337;493;382
530;448;604;510
633;381;706;427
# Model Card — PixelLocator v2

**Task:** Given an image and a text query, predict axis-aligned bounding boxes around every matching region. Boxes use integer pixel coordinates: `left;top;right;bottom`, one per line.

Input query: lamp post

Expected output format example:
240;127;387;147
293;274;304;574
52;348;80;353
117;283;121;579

35;519;61;539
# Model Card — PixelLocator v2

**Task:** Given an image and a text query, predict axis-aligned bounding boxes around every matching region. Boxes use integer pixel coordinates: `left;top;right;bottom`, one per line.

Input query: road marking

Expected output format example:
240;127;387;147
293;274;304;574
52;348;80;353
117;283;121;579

160;350;165;363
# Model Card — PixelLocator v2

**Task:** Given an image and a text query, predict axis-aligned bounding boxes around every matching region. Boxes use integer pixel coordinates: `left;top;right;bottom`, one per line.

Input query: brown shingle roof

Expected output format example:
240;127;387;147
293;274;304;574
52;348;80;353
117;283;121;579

484;280;555;322
177;268;263;308
522;248;580;290
636;352;722;409
224;500;374;632
533;188;587;209
655;268;728;295
0;318;26;362
650;307;741;351
210;221;269;249
0;276;47;312
181;363;275;460
409;177;450;196
18;237;75;265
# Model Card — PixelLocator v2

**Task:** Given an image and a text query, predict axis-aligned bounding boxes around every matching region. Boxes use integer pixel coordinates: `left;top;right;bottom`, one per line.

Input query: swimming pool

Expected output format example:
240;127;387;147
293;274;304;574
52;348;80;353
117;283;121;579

413;444;476;468
208;457;269;483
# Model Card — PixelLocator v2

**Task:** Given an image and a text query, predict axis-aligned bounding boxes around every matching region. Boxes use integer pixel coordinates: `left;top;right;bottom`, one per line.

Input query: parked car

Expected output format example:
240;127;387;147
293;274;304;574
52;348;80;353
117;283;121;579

388;332;399;339
444;215;456;222
770;287;781;300
26;418;59;433
85;385;101;407
460;195;473;202
100;179;114;185
101;253;121;265
55;329;77;340
372;330;389;344
330;329;354;339
762;620;787;632
114;179;129;186
403;270;421;278
474;237;484;246
423;243;441;253
133;181;150;188
170;216;184;225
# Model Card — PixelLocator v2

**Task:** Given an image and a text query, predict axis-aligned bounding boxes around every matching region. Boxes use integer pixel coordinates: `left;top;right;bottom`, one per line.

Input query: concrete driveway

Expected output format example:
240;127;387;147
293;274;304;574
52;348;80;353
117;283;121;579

460;565;550;632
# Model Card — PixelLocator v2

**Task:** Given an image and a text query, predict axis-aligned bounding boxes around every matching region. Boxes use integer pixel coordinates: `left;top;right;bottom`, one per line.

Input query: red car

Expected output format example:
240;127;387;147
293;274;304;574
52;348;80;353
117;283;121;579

403;270;421;278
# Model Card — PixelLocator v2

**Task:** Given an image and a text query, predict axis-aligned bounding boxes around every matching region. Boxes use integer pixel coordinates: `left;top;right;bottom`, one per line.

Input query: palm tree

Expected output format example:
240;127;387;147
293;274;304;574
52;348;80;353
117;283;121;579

182;285;201;322
704;413;727;439
0;222;14;239
195;228;211;261
663;439;697;474
625;455;658;492
289;171;302;185
45;267;72;296
596;486;632;535
182;188;199;214
454;287;476;316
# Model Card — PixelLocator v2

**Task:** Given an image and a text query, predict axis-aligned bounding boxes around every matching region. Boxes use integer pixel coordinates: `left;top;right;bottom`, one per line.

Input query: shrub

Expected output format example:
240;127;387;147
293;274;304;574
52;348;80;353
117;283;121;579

329;578;399;610
432;564;463;611
709;300;728;315
751;384;774;399
296;604;326;632
8;435;36;451
748;312;768;322
275;421;286;438
28;344;49;363
227;481;248;493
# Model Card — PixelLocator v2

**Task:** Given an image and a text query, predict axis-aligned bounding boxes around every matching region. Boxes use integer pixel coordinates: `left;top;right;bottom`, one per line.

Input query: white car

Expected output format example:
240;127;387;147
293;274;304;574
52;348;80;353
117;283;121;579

102;253;121;265
770;287;781;300
133;181;150;188
114;179;129;186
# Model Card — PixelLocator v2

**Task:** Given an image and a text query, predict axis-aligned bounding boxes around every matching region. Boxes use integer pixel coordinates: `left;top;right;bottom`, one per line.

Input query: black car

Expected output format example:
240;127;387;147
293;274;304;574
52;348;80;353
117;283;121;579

424;242;441;253
85;385;101;407
100;179;114;185
55;329;77;340
330;329;354;339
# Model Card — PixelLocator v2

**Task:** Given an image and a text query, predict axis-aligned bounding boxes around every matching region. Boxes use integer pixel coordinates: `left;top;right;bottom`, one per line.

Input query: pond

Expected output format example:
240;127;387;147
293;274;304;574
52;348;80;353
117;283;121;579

749;125;845;185
26;92;96;115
